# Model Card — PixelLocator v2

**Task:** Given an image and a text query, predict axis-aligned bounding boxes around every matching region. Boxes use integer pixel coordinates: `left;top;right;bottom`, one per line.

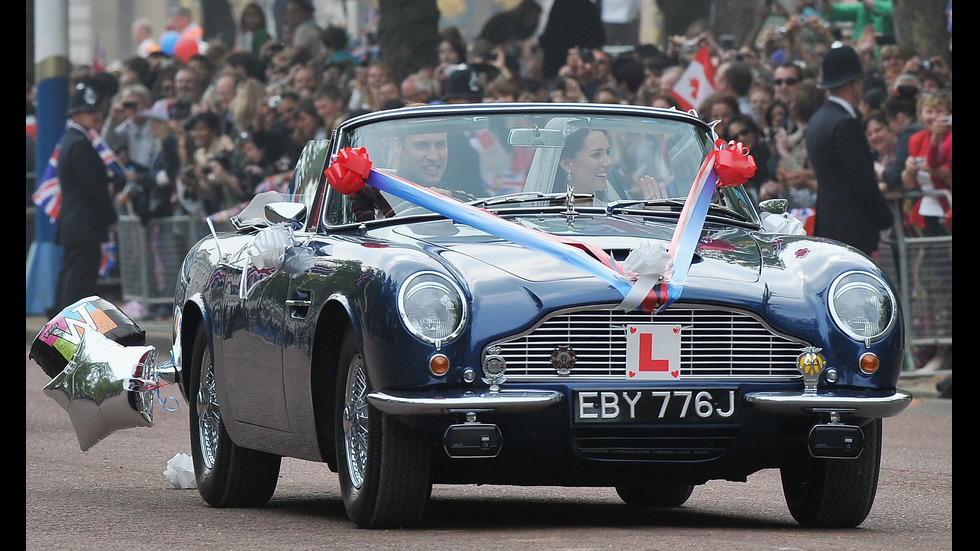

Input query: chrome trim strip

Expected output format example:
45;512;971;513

744;389;913;418
367;389;563;416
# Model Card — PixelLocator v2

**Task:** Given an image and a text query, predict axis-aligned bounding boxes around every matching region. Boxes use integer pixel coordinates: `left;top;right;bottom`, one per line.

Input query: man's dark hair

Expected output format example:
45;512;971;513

882;86;918;120
226;51;264;81
791;81;826;123
88;72;120;112
314;82;347;103
321;25;349;51
123;55;153;87
611;54;645;94
722;62;753;96
776;61;804;81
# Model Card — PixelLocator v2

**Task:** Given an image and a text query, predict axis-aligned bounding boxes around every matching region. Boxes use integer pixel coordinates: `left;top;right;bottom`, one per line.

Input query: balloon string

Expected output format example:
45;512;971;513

152;356;180;412
156;390;179;412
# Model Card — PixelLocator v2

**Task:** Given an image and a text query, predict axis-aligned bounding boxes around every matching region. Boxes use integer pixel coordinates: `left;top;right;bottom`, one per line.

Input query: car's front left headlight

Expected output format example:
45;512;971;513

398;271;468;344
828;271;898;343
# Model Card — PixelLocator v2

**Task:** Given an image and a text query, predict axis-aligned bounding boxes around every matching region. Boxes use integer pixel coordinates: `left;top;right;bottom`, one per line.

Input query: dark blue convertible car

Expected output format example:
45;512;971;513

171;103;911;529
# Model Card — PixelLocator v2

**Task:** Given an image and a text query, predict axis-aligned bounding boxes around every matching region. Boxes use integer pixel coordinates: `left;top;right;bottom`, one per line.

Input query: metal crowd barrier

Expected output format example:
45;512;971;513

873;190;952;370
27;206;208;309
115;215;208;306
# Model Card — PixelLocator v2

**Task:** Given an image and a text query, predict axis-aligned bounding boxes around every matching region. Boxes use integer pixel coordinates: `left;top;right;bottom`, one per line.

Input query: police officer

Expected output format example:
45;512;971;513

51;82;119;316
806;45;892;256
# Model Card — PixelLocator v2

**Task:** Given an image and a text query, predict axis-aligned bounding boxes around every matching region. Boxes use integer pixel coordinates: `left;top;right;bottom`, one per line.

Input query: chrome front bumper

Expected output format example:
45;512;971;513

745;388;913;418
367;389;563;416
368;387;913;419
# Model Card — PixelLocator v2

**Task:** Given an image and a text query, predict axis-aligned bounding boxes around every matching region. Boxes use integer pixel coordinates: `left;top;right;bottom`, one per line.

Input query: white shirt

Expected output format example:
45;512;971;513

601;0;641;24
114;118;156;168
827;95;858;119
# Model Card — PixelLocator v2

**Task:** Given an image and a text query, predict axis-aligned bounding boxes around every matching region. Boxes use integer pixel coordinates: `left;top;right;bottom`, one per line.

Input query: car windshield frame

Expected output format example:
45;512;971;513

320;103;760;229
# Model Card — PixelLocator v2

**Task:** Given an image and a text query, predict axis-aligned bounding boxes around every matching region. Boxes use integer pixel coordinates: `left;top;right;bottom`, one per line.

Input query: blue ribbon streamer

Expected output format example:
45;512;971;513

367;170;635;297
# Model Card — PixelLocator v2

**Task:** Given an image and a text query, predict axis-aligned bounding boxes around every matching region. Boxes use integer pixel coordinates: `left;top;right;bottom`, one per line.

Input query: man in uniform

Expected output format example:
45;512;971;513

51;82;119;315
806;45;892;256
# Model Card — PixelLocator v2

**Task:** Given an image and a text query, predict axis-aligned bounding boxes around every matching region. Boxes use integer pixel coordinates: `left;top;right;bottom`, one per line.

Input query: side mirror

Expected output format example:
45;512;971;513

758;198;788;215
265;202;307;229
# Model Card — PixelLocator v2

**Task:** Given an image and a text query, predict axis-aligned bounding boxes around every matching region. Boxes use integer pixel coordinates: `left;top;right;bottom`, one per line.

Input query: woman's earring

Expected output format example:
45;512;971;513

566;171;573;181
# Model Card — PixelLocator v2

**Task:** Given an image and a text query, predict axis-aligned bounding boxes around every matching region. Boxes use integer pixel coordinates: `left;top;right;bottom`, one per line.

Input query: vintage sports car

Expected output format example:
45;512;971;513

171;103;911;529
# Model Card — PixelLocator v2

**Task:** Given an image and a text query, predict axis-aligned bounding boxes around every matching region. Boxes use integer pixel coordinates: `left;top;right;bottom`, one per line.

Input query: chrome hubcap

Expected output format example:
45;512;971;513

343;352;369;489
196;346;219;471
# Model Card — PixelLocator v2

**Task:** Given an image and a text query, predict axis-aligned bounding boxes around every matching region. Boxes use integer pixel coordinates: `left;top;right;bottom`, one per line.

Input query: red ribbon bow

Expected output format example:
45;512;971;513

325;147;373;195
712;139;757;187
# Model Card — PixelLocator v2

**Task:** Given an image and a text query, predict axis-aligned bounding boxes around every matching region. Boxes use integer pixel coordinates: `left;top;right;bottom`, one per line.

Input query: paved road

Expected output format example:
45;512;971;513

26;318;951;550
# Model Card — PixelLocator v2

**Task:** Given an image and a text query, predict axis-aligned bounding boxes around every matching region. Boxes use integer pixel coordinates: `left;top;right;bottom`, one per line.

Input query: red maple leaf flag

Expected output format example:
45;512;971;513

670;45;716;113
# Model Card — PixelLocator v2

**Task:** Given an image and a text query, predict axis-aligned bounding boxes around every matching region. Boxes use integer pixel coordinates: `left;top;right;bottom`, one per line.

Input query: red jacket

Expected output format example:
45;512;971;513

907;128;951;230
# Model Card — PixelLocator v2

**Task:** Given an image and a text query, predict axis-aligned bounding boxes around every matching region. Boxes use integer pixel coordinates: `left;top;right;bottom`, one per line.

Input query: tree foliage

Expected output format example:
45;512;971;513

651;0;950;66
892;0;951;65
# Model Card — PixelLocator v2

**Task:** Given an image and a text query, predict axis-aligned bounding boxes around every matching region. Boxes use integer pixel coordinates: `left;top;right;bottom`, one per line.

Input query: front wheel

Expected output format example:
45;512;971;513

189;324;281;507
615;482;694;508
335;327;432;528
780;418;882;528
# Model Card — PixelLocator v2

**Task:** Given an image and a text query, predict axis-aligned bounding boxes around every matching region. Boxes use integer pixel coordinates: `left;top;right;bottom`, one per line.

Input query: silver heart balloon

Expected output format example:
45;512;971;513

43;329;160;451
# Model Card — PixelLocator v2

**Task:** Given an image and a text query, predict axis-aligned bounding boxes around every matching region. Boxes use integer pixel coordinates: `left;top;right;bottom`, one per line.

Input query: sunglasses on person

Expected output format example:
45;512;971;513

773;78;798;86
122;101;139;109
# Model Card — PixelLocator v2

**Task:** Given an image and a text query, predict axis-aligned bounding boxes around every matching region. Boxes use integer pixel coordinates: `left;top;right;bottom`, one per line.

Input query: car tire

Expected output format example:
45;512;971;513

780;418;882;528
335;327;432;528
615;482;694;507
189;324;281;507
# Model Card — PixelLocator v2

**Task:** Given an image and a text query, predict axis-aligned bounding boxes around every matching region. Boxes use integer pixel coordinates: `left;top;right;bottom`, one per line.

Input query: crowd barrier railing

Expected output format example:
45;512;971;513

873;189;952;371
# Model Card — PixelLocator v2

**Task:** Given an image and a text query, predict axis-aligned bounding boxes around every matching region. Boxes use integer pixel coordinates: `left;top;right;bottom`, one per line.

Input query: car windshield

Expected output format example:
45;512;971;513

323;105;757;226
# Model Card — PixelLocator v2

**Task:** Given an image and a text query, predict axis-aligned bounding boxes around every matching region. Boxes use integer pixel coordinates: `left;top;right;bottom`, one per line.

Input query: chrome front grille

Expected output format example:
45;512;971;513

491;305;806;381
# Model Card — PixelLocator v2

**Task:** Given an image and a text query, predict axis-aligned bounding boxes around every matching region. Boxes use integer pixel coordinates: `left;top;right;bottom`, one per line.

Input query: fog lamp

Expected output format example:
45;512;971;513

482;345;507;392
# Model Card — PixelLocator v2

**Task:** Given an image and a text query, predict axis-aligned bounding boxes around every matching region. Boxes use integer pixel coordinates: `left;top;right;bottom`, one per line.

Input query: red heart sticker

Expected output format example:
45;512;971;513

673;327;679;334
629;326;637;334
671;370;679;378
628;371;636;377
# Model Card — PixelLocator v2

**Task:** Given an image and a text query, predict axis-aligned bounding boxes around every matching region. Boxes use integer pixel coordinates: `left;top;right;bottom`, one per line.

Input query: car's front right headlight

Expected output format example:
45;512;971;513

828;271;898;344
398;271;467;345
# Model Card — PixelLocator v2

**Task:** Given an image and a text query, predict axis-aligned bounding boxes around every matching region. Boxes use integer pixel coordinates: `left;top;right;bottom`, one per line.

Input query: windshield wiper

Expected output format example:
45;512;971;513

704;203;746;220
469;192;569;208
605;198;686;214
605;199;747;221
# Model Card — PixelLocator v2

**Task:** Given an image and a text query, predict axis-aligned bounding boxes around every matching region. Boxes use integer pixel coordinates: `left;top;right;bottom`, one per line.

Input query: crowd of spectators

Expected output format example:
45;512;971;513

27;0;951;343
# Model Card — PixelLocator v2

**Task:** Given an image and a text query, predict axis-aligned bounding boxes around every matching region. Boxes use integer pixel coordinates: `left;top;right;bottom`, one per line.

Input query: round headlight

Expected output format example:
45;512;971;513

828;271;897;343
398;272;467;344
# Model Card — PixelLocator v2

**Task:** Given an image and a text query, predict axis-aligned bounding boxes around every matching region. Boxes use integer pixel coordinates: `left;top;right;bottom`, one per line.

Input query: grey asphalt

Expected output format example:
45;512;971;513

25;315;949;400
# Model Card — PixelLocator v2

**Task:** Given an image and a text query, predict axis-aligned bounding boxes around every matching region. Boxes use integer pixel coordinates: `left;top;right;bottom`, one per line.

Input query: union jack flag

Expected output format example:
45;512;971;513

32;144;62;219
32;123;126;221
99;233;116;278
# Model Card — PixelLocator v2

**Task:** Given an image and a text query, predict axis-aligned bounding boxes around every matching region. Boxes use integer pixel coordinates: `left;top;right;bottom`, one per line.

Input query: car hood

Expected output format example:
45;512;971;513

387;214;761;284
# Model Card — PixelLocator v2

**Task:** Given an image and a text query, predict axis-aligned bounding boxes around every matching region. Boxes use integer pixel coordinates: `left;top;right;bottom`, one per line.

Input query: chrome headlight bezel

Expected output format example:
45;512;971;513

828;270;898;343
398;271;468;345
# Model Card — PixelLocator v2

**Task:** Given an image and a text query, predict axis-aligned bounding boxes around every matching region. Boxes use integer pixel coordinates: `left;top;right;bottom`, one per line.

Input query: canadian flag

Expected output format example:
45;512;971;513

670;45;716;113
